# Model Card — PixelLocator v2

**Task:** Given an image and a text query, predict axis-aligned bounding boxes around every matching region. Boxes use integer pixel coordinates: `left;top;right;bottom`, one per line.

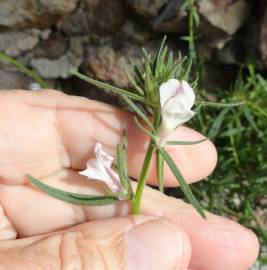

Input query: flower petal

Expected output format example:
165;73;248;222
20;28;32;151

159;79;180;107
79;143;122;193
163;95;188;114
94;143;113;168
162;110;195;130
181;80;195;108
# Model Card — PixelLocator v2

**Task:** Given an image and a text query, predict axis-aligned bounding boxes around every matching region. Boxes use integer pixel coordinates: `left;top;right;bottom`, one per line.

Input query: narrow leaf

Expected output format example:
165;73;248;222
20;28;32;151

134;117;158;142
72;70;151;104
123;96;155;131
0;52;48;88
152;35;167;75
166;138;208;145
243;105;260;133
125;68;144;96
28;175;119;205
208;107;230;138
117;144;128;189
158;149;206;218
195;100;244;108
181;58;192;81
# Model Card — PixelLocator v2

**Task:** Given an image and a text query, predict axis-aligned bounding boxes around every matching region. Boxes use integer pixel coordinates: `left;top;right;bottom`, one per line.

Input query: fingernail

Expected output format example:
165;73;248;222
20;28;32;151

127;219;190;270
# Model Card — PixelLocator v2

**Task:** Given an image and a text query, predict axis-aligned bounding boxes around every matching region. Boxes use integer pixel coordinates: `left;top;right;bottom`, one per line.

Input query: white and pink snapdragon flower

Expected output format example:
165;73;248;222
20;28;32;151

79;143;123;194
158;79;196;145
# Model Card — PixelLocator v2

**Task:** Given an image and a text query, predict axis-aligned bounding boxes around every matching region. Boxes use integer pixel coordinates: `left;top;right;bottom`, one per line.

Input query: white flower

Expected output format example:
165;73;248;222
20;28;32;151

79;143;123;193
158;79;195;144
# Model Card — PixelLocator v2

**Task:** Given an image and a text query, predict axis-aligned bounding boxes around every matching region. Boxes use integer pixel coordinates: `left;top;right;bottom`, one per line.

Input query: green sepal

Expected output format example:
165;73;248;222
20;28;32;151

28;175;119;206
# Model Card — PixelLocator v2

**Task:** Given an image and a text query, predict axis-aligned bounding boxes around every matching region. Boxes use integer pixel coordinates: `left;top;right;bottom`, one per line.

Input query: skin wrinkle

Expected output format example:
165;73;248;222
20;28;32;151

60;232;83;270
0;203;17;240
55;107;71;170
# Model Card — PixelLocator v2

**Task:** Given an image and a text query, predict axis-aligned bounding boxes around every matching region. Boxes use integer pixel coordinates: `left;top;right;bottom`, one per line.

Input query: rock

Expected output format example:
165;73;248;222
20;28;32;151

24;33;68;60
85;0;127;35
198;0;250;35
0;70;32;89
82;41;142;88
30;37;85;78
119;20;152;44
259;0;267;67
38;0;78;14
127;0;168;18
152;0;187;33
57;1;90;36
0;0;78;29
0;29;51;57
0;69;54;90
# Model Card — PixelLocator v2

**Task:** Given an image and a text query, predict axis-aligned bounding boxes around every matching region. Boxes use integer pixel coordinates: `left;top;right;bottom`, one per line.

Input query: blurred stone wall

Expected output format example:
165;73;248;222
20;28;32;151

0;0;266;99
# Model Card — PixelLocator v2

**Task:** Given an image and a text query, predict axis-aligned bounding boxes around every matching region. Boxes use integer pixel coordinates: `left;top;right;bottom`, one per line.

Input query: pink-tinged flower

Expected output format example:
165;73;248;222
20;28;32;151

158;79;195;145
79;143;123;193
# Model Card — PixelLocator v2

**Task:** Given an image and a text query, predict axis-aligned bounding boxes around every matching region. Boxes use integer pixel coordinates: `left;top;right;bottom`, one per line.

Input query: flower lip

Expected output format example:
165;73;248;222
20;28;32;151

79;143;123;193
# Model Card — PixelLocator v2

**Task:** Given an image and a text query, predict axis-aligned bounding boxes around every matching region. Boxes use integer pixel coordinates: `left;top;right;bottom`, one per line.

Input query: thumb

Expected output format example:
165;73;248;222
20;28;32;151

0;215;191;270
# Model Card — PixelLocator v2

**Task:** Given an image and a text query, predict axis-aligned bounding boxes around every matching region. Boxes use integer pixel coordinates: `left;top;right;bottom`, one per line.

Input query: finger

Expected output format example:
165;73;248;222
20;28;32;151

0;90;217;185
0;176;259;270
140;185;259;270
0;215;191;270
56;91;217;186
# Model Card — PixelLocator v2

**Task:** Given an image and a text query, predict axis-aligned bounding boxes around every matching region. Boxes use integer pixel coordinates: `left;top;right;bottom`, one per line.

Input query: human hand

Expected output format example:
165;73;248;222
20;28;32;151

0;90;259;270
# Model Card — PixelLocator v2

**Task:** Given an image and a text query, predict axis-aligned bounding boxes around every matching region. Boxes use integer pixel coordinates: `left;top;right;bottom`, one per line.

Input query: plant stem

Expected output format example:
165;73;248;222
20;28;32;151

132;108;161;214
188;0;197;61
132;142;155;214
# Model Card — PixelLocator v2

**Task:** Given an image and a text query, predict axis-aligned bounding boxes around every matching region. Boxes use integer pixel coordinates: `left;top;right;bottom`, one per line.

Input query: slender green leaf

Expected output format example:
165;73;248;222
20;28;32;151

130;60;144;87
121;128;133;196
123;96;155;131
195;100;244;108
0;52;48;88
192;9;200;26
243;105;260;133
208;107;230;138
181;58;192;81
152;35;167;75
72;70;151;104
125;68;144;96
117;144;128;189
158;149;206;218
166;138;208;145
134;117;158;142
28;175;119;205
144;62;155;100
156;46;168;78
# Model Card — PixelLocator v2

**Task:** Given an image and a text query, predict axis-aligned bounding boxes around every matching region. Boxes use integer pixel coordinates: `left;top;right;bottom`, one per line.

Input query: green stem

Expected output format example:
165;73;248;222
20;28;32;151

188;0;196;61
132;142;155;214
132;108;161;214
